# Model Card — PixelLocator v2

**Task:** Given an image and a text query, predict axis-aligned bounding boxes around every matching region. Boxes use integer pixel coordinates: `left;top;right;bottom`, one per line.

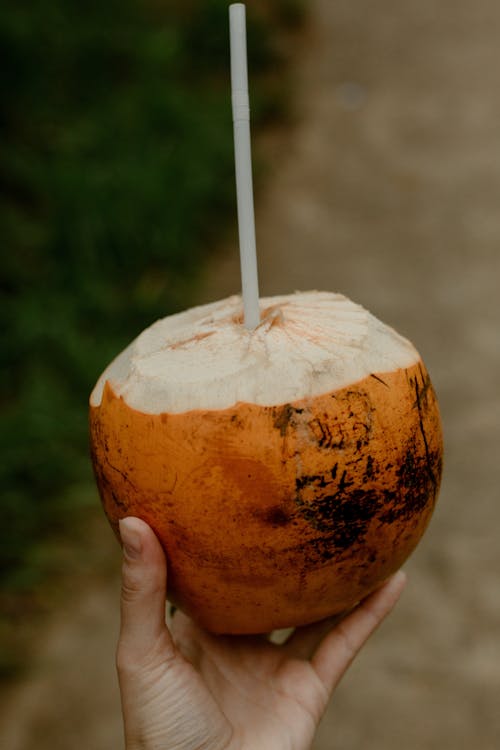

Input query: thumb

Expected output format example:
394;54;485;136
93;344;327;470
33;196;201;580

117;517;175;668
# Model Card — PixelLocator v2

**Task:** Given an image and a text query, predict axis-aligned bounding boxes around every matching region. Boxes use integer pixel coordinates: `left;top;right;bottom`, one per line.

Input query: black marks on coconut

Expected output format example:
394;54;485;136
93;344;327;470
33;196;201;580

273;404;304;436
274;404;294;437
169;472;178;494
409;365;438;491
296;473;329;491
378;447;440;525
365;455;375;479
294;446;440;564
382;366;442;526
337;469;354;493
308;390;375;453
91;454;130;513
397;449;431;511
294;469;383;553
230;414;244;429
295;465;342;493
111;489;128;512
370;373;390;388
414;364;432;409
104;455;138;492
91;424;139;504
308;416;341;450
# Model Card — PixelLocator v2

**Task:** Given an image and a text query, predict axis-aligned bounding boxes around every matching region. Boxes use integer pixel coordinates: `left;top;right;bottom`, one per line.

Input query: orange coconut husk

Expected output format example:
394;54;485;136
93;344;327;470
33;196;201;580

89;292;443;633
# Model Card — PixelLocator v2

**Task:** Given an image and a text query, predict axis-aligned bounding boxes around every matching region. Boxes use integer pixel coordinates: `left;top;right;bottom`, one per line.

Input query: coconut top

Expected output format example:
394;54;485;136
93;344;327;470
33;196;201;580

90;291;420;414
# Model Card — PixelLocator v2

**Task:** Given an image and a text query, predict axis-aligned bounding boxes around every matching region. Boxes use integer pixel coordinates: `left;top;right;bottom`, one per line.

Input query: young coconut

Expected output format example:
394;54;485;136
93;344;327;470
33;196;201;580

89;291;443;634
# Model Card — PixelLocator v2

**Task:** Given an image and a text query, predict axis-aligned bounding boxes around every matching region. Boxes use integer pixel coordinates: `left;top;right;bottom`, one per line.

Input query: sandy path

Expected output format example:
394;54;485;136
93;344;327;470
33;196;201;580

2;0;500;747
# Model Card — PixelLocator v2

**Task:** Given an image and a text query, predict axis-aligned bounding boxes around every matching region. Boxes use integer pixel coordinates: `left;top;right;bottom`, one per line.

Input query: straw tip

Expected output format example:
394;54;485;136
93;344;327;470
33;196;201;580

230;3;246;18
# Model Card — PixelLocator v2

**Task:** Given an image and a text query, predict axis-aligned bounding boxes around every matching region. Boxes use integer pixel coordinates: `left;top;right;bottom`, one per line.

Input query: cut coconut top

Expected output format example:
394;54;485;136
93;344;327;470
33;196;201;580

90;291;420;414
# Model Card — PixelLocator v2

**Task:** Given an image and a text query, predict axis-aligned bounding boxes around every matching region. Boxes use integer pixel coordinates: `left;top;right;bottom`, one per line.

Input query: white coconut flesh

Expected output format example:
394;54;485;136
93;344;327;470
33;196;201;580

90;291;420;414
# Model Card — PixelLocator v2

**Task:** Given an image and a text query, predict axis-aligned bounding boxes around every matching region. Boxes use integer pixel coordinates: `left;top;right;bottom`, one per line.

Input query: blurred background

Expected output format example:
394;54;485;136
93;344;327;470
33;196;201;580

1;1;499;748
1;0;301;674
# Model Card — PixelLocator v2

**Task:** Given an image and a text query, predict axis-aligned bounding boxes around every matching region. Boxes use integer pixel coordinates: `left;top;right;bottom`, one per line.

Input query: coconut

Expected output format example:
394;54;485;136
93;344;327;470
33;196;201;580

89;291;443;634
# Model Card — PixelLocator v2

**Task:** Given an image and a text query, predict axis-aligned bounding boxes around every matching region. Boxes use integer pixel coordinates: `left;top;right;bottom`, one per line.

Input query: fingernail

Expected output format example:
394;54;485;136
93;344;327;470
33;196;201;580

119;518;143;560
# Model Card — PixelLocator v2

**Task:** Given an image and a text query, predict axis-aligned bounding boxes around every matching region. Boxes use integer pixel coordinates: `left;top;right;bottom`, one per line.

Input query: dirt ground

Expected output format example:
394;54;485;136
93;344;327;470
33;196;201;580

2;0;500;747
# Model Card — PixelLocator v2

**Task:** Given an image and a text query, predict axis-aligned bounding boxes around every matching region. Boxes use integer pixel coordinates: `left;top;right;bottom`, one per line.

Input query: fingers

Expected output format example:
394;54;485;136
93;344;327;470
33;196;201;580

282;612;346;661
117;517;176;670
311;571;407;694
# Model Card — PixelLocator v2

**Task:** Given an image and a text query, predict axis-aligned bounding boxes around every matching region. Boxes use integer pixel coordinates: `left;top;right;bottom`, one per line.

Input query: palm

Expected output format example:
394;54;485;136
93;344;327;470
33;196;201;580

171;615;330;750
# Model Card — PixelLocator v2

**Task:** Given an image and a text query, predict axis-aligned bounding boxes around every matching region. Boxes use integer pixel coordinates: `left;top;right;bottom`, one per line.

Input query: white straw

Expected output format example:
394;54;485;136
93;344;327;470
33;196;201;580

230;3;260;330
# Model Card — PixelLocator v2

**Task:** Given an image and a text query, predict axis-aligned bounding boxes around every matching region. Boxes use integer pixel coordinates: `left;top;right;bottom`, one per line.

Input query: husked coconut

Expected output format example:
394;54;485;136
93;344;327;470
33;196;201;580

89;291;443;633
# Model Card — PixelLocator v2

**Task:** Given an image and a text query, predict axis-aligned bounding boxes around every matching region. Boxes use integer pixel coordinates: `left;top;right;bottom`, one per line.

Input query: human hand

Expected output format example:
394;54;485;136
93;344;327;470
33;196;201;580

117;517;406;750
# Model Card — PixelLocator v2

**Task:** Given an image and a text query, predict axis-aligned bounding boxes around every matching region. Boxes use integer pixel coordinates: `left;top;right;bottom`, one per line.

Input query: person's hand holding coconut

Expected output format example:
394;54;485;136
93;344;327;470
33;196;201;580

117;515;406;750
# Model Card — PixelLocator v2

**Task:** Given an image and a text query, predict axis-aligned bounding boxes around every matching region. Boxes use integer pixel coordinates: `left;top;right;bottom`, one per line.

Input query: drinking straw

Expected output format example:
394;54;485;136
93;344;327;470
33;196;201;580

230;3;261;329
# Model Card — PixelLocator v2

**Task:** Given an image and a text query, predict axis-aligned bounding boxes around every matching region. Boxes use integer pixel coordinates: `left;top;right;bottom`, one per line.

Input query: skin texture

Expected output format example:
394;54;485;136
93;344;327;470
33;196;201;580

90;360;442;633
117;516;407;750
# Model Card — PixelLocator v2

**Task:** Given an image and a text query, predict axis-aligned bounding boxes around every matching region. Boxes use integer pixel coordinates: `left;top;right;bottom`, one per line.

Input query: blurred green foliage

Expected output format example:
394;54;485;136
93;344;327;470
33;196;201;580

0;0;305;590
